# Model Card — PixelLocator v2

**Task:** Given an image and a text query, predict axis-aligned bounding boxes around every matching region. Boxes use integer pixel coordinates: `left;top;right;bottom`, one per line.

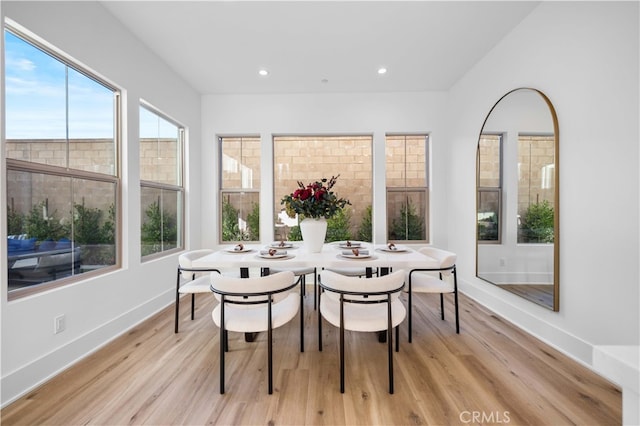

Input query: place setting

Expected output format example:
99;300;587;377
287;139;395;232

257;248;294;260
224;243;253;253
268;240;297;249
377;242;411;253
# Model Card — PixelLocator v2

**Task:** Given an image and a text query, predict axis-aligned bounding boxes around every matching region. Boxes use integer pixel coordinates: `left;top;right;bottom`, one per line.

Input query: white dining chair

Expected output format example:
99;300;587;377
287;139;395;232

269;266;317;308
318;269;406;394
175;249;221;333
210;270;302;394
406;247;459;342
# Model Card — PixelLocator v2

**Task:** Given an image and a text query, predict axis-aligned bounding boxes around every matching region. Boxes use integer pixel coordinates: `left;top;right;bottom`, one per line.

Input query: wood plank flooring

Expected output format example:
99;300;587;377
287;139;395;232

1;286;621;425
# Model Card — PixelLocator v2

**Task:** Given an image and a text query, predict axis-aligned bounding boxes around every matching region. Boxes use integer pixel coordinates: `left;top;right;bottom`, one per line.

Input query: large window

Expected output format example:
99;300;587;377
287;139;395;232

219;136;261;243
477;134;502;243
5;26;120;298
140;105;184;258
517;134;555;243
385;134;429;242
274;135;373;242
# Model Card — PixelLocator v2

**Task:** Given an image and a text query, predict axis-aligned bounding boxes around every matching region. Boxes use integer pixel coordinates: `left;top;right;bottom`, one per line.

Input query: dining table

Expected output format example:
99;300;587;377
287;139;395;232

191;241;439;274
192;241;440;343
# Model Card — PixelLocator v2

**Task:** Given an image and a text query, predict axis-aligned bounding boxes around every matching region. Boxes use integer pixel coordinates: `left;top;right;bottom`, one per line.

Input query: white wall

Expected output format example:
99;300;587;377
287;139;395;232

200;91;449;248
447;1;639;365
1;2;202;406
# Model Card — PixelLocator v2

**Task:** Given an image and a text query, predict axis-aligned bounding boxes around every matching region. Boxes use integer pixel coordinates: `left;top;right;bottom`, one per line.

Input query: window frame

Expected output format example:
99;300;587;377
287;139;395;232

477;133;503;244
218;135;261;244
139;103;185;260
385;133;430;244
5;24;122;300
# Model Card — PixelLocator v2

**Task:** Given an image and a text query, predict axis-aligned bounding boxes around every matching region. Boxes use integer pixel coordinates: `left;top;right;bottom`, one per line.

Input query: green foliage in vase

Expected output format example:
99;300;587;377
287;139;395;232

325;207;352;242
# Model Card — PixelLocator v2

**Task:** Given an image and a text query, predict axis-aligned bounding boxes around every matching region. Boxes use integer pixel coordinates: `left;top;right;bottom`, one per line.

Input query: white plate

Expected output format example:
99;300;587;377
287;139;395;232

339;253;372;259
270;242;294;248
226;246;252;253
379;245;409;253
337;242;363;249
258;253;292;259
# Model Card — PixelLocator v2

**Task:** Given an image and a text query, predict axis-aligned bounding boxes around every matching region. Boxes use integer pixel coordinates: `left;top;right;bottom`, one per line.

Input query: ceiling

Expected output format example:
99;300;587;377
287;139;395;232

101;1;539;95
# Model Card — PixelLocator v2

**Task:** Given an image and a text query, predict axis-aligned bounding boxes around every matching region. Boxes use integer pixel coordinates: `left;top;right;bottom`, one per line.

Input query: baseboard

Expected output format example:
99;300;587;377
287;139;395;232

1;289;173;408
460;278;595;370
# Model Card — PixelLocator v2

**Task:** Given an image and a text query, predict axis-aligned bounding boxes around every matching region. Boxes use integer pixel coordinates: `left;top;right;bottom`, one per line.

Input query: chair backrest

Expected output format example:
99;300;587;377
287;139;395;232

320;269;405;302
179;249;215;279
210;271;296;305
418;247;457;270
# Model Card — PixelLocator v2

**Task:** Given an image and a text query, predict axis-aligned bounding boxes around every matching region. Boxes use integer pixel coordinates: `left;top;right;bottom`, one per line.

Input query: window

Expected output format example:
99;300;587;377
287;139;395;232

273;135;373;242
219;136;261;243
477;134;502;243
517;134;555;243
385;134;429;242
140;105;184;258
5;26;120;298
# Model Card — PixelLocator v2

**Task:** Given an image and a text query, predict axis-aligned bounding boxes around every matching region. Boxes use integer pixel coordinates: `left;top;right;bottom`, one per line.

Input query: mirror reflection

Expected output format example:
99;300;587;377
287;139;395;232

476;88;559;311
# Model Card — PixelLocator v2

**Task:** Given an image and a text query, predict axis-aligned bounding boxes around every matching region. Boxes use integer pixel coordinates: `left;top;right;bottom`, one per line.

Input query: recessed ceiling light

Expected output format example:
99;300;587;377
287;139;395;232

321;78;329;84
258;69;269;76
377;67;387;75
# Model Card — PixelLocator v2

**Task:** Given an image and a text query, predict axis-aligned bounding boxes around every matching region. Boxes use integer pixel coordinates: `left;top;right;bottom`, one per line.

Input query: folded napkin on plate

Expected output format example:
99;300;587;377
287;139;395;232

387;243;398;251
342;249;369;256
341;241;361;247
260;249;287;256
233;243;245;251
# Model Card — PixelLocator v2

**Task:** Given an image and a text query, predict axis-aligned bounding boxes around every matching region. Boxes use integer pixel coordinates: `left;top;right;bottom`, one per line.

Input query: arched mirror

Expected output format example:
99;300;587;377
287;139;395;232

476;88;559;311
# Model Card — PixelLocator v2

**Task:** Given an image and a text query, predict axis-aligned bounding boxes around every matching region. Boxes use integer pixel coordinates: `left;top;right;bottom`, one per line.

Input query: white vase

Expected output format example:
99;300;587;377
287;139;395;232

299;218;327;253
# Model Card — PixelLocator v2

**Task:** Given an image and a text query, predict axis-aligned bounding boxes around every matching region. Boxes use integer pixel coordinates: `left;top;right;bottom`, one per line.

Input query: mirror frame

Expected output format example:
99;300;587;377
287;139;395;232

475;87;560;311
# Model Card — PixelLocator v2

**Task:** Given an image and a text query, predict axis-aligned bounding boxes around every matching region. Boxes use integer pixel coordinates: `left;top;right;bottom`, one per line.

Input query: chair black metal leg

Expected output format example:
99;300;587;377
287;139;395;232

267;300;273;395
300;284;304;353
340;296;345;393
388;296;394;394
440;293;445;320
220;298;226;394
314;271;318;310
191;294;196;320
408;281;413;343
224;330;229;352
174;269;181;334
318;289;323;351
395;325;400;352
454;269;460;334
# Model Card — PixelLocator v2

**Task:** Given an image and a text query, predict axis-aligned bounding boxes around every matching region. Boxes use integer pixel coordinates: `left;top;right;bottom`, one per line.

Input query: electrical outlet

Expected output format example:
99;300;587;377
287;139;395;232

54;315;66;334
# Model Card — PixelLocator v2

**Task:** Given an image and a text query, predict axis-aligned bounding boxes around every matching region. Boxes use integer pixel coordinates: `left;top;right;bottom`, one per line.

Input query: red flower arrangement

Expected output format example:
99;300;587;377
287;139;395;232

281;175;350;219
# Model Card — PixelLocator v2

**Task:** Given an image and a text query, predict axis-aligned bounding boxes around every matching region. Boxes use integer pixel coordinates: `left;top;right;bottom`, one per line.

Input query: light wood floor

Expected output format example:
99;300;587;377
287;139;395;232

1;286;621;425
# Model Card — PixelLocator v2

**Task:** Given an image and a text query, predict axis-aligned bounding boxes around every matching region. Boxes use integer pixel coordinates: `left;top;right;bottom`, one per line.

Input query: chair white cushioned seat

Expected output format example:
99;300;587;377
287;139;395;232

270;266;315;276
325;267;377;277
320;297;406;332
212;292;299;333
406;246;460;339
318;269;407;394
409;273;455;294
175;249;219;333
179;275;213;294
209;270;302;394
